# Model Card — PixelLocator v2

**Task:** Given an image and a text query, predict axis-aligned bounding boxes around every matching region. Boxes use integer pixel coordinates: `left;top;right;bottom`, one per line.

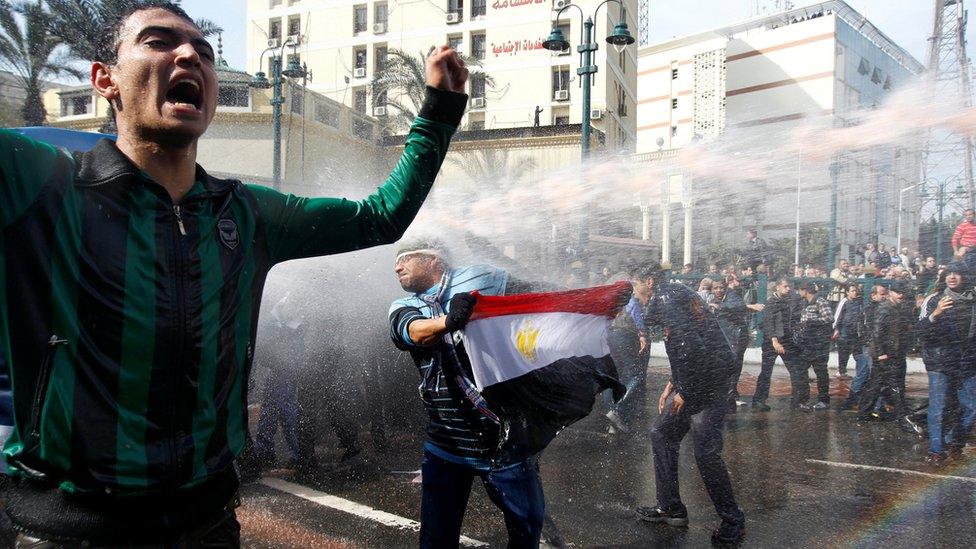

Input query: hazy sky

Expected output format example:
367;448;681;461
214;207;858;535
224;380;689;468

186;0;966;72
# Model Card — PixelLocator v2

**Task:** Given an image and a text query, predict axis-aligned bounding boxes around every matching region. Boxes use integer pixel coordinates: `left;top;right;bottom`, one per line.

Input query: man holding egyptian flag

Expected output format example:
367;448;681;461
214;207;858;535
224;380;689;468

389;238;627;549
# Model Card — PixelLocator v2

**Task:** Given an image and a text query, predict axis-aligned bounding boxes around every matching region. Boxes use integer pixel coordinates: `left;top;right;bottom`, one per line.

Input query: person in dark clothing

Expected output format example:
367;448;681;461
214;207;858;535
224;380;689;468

843;285;887;408
709;280;750;412
793;282;833;410
634;264;746;545
859;282;914;419
916;264;976;463
753;278;800;411
745;229;768;270
833;284;868;405
876;243;893;270
606;279;649;433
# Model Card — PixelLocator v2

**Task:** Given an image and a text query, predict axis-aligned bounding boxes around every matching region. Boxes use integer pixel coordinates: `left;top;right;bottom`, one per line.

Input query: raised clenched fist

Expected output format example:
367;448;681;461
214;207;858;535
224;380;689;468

426;45;469;94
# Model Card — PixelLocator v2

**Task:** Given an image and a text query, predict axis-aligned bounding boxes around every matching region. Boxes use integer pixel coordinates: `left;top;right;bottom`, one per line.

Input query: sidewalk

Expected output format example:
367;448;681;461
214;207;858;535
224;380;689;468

648;342;927;373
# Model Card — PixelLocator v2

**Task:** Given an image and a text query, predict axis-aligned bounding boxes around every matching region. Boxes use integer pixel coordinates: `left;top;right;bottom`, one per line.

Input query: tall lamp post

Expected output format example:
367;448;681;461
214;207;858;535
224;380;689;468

249;39;308;190
919;177;968;265
543;1;635;252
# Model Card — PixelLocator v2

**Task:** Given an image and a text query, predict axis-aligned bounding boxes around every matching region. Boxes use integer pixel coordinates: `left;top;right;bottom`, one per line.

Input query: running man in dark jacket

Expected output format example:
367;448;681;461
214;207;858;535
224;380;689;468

634;264;746;545
0;4;468;545
709;279;749;411
859;282;914;418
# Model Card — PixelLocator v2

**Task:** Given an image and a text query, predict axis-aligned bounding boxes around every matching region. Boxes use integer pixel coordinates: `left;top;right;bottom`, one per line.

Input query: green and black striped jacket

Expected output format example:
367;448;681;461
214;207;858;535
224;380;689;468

0;90;464;496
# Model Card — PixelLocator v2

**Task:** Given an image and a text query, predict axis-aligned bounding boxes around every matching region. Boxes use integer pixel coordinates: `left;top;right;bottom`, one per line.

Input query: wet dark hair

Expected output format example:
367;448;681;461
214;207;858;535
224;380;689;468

97;1;197;65
635;263;664;282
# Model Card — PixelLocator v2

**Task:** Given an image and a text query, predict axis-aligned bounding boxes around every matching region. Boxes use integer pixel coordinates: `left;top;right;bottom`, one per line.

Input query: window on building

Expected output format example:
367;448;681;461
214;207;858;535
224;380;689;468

289;85;304;114
269;19;282;40
448;34;463;52
552;66;570;100
354;88;367;113
671;68;678;79
470;74;486;98
472;0;486;17
270;0;281;7
671;125;677;137
557;23;571;55
375;2;388;25
375;46;388;74
618;50;626;73
218;86;249;107
60;94;91;117
468;119;485;130
353;4;367;33
857;57;870;75
617;85;627;117
554;115;569;125
287;15;300;37
315;102;340;127
871;67;883;84
354;48;367;70
448;0;463;15
287;53;301;71
353;117;373;140
671;98;678;109
883;76;892;91
471;33;486;60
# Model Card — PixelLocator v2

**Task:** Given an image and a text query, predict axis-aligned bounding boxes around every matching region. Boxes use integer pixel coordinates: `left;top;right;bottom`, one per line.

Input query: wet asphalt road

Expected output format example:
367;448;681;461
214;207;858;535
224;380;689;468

238;359;976;548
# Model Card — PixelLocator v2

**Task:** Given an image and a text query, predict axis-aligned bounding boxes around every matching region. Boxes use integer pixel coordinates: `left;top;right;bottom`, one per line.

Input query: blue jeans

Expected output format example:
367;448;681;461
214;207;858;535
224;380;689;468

253;365;301;463
420;450;545;549
849;346;871;397
927;371;976;454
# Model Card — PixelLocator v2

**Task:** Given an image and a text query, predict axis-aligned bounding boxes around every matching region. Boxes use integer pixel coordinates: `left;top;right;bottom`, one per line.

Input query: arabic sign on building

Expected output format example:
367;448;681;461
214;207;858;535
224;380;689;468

491;0;546;9
491;39;547;57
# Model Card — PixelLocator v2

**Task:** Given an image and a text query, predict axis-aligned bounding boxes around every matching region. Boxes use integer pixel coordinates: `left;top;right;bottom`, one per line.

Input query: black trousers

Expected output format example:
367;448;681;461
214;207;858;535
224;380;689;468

789;348;831;406
753;340;785;405
837;339;859;375
650;395;745;525
858;356;909;415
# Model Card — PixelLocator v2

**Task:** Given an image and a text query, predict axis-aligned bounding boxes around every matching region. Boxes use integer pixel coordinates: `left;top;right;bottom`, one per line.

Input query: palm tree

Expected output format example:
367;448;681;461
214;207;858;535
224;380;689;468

447;148;537;192
0;0;84;125
370;47;492;133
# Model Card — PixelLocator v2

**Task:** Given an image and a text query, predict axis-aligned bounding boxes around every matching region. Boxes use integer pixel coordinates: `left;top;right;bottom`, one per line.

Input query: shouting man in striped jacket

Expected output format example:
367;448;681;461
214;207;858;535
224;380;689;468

0;3;468;545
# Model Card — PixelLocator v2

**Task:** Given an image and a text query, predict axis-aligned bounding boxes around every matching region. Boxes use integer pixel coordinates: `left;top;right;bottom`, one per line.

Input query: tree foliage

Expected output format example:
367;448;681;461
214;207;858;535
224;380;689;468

0;0;84;125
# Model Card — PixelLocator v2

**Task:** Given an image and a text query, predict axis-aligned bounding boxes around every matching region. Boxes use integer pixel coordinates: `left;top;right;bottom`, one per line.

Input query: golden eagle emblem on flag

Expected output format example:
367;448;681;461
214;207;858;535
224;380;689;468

515;320;541;362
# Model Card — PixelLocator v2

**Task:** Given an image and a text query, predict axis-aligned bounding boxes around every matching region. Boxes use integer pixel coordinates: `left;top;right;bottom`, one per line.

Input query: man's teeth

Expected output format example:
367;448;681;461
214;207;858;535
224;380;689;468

176;78;199;90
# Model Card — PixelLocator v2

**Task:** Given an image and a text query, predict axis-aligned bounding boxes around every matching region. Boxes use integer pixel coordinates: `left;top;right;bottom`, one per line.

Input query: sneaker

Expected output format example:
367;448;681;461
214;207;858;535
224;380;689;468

751;402;771;412
735;400;749;407
812;402;829;411
711;520;746;545
606;410;630;433
961;442;976;455
798;403;814;412
636;506;689;527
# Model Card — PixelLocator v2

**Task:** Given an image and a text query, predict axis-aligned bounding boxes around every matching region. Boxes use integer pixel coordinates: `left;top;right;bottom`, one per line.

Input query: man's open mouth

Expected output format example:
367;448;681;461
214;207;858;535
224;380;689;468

166;79;203;110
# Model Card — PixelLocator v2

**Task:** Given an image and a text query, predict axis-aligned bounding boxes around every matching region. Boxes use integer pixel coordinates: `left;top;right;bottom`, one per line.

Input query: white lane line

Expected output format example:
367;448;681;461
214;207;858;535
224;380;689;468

806;459;976;484
259;477;490;548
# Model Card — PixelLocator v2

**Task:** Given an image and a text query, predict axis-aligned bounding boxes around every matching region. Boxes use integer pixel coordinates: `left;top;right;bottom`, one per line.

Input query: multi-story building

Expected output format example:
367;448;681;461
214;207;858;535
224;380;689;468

244;0;638;153
633;0;925;264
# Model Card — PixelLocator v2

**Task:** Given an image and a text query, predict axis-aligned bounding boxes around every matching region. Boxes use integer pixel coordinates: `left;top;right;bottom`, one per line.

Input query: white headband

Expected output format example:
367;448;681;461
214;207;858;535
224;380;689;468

394;249;442;265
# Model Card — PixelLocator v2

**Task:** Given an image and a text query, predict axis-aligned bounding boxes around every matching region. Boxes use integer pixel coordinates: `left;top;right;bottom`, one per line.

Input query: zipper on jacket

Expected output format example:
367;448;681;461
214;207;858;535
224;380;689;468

167;204;190;492
173;205;187;236
25;335;69;449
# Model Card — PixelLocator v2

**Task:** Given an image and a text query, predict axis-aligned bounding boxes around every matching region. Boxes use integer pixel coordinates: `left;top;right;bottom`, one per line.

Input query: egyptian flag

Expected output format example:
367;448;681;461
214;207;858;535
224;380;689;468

461;282;631;457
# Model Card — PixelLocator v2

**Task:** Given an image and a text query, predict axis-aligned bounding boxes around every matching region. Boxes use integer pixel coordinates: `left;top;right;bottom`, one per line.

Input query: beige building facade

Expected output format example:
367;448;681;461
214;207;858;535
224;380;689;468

245;0;638;152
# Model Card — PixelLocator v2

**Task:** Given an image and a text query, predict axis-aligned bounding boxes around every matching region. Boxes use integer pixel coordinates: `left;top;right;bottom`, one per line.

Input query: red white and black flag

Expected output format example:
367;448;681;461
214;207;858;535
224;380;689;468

461;282;632;456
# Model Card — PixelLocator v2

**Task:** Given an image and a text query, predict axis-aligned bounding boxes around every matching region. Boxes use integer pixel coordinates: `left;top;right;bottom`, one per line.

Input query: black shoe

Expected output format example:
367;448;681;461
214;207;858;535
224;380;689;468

711;520;745;545
636;506;689;526
751;402;771;412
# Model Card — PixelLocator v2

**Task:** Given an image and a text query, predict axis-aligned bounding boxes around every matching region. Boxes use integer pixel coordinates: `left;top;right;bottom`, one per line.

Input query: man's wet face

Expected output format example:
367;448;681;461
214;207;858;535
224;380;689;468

776;282;790;297
105;9;218;145
712;283;726;299
846;287;860;300
946;272;963;289
967;210;975;223
394;253;438;292
872;287;887;302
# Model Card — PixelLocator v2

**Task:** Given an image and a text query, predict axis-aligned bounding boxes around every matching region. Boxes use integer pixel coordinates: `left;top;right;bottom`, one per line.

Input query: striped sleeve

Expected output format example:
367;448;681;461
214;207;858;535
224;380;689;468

0;130;64;228
390;306;426;350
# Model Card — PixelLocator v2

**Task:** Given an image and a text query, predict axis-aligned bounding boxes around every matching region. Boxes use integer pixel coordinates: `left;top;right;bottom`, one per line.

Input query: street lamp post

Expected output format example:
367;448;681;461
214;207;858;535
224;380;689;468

828;160;839;270
544;1;635;253
249;39;307;190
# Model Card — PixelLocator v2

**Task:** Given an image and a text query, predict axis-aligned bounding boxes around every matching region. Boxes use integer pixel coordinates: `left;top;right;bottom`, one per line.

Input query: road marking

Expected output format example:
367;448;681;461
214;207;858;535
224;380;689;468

806;459;976;484
260;477;490;548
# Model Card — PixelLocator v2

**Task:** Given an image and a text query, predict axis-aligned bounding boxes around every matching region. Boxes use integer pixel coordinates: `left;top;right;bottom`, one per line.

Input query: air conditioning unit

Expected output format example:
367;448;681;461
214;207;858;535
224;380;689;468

267;38;280;48
373;22;386;34
553;0;571;10
446;12;461;24
590;109;603;120
554;90;569;101
353;67;366;78
287;34;301;46
471;97;486;109
373;106;387;116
